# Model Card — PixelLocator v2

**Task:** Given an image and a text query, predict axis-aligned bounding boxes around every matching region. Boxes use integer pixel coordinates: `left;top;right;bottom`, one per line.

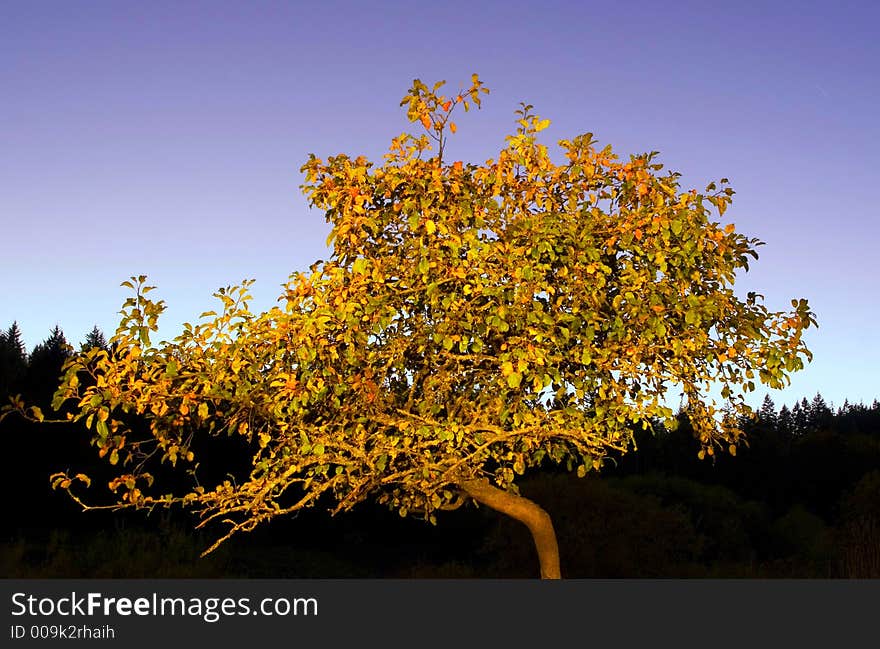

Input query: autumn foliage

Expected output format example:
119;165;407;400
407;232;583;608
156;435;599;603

37;75;814;574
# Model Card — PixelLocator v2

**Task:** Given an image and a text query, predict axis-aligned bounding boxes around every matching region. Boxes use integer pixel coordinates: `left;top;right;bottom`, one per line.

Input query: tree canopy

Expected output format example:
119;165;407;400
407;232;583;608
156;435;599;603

39;75;815;577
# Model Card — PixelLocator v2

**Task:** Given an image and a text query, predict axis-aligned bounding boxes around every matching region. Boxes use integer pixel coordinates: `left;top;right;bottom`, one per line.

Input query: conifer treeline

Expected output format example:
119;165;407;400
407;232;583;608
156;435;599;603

0;322;107;406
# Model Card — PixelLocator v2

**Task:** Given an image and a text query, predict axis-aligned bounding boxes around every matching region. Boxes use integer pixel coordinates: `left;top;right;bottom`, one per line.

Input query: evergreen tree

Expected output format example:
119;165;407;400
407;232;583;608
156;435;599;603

800;397;811;417
29;325;69;360
808;392;833;431
81;325;108;352
777;404;793;437
25;325;71;404
0;322;28;400
792;400;808;436
758;394;778;428
3;322;26;357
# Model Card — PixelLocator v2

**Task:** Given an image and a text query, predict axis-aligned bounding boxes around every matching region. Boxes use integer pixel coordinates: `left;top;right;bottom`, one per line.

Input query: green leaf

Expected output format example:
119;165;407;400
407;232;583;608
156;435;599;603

96;419;109;441
165;359;178;378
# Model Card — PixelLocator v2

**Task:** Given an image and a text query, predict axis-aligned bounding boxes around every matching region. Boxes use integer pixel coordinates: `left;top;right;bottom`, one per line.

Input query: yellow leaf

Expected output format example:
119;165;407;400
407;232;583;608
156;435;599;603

198;403;209;419
425;219;436;234
450;122;457;134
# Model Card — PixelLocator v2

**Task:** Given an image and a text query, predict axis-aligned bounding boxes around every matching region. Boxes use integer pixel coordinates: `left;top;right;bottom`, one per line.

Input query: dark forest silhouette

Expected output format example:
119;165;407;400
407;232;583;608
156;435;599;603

1;321;878;577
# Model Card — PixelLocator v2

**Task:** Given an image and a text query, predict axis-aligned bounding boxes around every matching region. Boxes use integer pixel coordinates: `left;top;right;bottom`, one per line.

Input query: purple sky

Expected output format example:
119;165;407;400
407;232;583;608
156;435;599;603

2;0;878;410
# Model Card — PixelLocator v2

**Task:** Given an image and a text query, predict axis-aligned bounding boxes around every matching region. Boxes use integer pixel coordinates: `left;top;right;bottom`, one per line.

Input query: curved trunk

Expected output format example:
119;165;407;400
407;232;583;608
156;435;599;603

460;478;561;579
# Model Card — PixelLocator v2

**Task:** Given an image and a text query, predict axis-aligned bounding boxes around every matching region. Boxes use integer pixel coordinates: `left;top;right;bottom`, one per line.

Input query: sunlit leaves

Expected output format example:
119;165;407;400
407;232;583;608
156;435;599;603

47;74;815;555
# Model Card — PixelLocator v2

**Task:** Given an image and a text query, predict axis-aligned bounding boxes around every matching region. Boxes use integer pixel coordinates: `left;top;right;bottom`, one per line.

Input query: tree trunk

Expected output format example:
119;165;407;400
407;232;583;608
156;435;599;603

459;478;561;579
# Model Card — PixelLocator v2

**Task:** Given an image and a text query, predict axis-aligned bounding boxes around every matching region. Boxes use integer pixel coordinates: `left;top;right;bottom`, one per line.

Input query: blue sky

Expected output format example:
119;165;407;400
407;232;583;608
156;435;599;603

2;0;878;410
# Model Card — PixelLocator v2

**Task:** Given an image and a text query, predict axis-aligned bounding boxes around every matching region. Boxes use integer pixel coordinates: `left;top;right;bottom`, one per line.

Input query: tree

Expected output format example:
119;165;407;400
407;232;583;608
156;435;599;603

792;399;809;436
38;75;816;579
808;392;833;431
81;326;108;352
758;394;778;428
777;404;793;437
25;325;71;405
0;322;28;401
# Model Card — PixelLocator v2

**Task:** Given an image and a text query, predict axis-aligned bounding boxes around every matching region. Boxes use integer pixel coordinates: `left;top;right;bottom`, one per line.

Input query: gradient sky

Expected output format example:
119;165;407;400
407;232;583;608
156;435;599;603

2;0;878;410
